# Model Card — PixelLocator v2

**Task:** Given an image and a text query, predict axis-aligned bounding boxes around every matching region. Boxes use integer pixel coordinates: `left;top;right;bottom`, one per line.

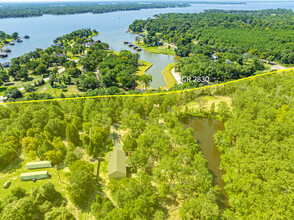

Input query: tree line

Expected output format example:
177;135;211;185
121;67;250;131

129;9;294;64
0;2;189;19
213;71;294;219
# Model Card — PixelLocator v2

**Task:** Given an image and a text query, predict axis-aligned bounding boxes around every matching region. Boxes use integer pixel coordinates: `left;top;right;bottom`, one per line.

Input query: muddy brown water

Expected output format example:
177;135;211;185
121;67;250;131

184;118;228;207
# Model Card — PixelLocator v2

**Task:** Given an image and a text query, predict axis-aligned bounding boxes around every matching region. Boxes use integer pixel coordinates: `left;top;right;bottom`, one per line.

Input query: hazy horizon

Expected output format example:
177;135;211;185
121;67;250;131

0;0;291;3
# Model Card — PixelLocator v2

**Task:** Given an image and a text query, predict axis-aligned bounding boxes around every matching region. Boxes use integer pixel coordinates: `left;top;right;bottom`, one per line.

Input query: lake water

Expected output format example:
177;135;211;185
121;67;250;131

0;1;293;87
184;118;228;206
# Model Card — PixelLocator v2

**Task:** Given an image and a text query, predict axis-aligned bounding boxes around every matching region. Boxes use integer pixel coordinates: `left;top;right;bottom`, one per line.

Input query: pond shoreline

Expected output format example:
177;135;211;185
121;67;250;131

184;118;229;208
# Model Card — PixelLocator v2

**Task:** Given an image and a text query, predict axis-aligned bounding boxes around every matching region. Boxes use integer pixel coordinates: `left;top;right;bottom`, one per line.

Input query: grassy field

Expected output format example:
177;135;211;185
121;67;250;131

182;95;233;111
34;83;82;98
137;60;152;76
161;63;176;89
0;156;70;199
0;147;109;219
134;41;176;56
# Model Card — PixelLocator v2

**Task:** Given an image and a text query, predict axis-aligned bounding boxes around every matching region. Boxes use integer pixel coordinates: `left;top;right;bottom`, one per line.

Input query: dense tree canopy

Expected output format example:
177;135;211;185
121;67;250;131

0;2;189;19
130;9;294;64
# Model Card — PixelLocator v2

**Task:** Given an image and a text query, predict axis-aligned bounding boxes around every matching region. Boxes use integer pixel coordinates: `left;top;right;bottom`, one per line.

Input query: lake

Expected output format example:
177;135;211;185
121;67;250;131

184;118;228;206
0;1;294;87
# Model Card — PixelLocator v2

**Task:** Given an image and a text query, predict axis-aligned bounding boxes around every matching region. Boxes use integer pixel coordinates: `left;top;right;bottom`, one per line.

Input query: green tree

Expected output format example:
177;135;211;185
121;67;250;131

66;123;80;146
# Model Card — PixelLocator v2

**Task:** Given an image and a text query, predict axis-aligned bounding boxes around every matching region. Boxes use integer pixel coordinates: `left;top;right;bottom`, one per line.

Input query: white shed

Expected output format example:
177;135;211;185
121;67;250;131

20;171;50;181
26;161;52;170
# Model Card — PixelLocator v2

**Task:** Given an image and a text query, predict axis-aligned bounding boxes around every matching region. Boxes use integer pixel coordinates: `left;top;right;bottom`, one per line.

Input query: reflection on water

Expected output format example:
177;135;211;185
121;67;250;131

184;118;228;206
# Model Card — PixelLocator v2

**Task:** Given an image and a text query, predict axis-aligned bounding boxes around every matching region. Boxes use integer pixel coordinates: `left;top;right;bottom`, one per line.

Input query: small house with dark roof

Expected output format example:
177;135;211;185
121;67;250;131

9;42;15;45
0;54;8;58
24;35;30;39
51;43;63;48
17;38;23;43
85;42;95;48
52;53;67;59
107;148;127;179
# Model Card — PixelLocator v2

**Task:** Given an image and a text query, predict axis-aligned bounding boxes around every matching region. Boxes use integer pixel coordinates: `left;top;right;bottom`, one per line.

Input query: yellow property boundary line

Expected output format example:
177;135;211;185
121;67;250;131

1;68;294;105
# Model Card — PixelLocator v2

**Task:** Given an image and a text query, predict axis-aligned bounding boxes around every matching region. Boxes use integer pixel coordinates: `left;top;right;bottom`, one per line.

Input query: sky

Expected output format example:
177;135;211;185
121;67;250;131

0;0;288;2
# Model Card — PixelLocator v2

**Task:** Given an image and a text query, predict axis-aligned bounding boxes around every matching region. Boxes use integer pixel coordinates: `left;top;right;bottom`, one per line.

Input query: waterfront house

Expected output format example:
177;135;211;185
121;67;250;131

52;53;67;59
9;42;15;45
136;48;142;51
26;161;52;170
24;35;30;39
85;42;95;48
2;62;11;68
17;38;23;43
124;41;129;44
128;44;134;47
51;43;63;48
0;54;8;58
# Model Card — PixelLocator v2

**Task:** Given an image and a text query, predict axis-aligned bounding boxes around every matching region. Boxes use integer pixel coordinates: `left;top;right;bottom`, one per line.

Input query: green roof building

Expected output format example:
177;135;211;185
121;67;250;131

26;161;52;170
20;171;50;181
108;148;126;179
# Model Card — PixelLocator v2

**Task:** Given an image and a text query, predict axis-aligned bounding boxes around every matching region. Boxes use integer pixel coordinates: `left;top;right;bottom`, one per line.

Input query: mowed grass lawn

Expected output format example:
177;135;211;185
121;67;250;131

34;83;83;98
134;41;176;56
137;60;152;76
0;157;70;199
162;63;176;89
136;60;152;90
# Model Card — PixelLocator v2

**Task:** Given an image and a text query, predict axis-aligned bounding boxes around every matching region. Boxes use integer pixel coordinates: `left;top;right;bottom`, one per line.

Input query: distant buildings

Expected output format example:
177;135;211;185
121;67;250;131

2;62;11;68
3;48;11;53
84;42;95;48
0;54;8;58
52;53;67;60
51;43;63;48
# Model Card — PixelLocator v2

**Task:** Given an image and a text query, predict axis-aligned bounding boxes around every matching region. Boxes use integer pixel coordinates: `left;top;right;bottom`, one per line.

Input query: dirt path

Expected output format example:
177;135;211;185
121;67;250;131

261;59;286;70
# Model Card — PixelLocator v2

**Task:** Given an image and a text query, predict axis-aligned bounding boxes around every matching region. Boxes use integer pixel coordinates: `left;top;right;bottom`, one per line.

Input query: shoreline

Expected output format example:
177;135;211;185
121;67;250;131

133;41;176;56
161;63;177;89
